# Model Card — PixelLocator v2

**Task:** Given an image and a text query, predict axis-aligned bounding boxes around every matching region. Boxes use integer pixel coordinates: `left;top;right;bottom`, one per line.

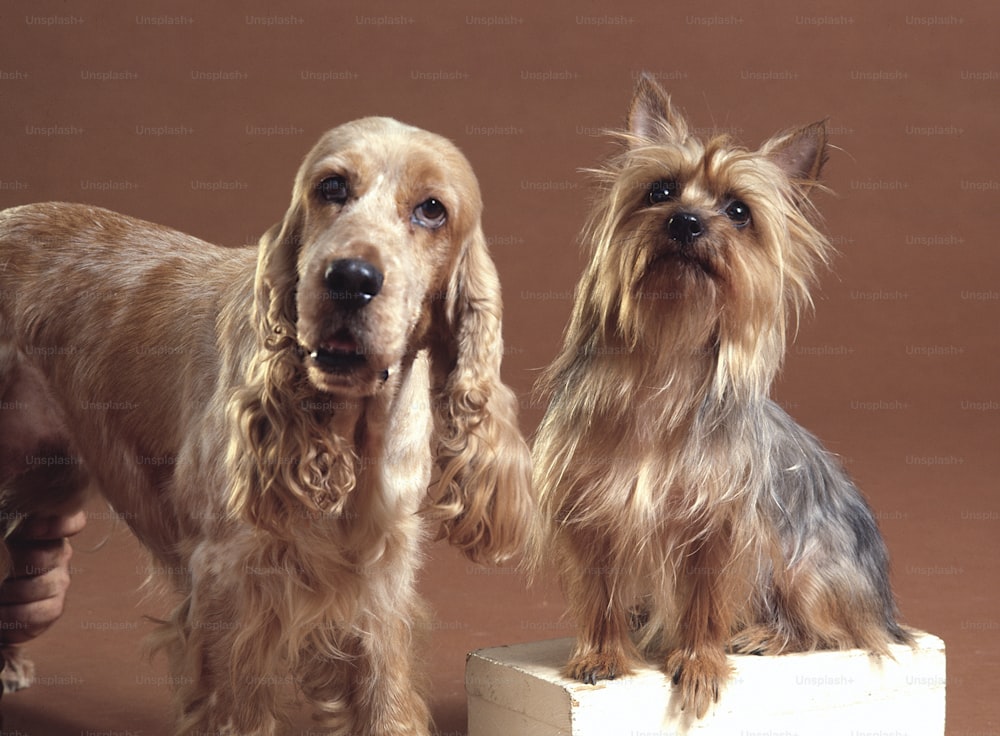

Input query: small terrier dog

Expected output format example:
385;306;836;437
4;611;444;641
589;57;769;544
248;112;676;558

533;75;911;718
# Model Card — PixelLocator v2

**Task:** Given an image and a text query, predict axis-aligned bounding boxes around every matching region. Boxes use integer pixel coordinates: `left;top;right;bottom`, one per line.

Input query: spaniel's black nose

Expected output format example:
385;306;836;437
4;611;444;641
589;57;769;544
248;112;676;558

324;258;383;309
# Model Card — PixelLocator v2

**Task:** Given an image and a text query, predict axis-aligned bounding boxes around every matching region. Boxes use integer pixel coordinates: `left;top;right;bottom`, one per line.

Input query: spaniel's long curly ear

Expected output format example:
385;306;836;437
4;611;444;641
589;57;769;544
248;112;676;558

225;202;356;535
427;224;535;565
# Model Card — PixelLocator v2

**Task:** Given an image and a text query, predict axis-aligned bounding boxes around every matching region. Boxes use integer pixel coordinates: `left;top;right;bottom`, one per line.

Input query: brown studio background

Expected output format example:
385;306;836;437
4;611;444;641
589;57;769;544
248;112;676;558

0;0;997;733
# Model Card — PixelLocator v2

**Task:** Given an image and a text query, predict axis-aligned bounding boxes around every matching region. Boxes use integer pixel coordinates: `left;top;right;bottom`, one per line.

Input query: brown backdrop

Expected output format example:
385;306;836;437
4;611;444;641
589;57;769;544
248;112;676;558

1;1;997;734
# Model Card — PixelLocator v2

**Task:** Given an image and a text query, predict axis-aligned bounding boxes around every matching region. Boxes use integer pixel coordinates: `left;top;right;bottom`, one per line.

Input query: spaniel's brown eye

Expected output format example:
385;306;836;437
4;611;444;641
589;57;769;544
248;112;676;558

316;175;349;204
412;198;447;229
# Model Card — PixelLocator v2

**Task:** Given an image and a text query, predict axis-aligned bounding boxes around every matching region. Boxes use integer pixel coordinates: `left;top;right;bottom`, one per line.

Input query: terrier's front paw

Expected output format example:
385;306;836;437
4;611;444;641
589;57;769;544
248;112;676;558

566;649;636;685
664;648;732;719
727;624;787;656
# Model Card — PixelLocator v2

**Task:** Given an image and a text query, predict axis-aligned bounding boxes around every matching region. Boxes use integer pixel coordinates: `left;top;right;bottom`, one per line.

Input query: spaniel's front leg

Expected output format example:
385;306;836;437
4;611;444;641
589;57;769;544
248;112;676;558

301;598;431;736
166;542;286;736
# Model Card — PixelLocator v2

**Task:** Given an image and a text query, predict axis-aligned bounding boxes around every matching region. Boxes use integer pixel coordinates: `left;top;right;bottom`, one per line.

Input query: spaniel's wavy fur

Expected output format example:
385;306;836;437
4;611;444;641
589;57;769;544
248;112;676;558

0;117;533;735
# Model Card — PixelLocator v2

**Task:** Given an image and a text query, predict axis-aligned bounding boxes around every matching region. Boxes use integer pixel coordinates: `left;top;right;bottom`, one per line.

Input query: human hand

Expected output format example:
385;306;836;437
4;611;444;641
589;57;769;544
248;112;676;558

0;510;87;644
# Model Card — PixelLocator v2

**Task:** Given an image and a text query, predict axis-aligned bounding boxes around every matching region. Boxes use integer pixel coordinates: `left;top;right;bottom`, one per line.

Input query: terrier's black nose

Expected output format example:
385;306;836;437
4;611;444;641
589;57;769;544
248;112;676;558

667;212;705;245
324;258;383;309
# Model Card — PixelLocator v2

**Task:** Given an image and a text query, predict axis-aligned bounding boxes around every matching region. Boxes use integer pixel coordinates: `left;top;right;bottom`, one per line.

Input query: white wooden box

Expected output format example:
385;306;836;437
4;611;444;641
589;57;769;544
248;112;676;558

467;631;945;736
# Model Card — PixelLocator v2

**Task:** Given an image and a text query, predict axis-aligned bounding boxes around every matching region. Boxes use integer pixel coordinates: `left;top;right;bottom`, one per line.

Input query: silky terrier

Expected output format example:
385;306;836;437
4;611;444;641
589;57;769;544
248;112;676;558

533;75;911;718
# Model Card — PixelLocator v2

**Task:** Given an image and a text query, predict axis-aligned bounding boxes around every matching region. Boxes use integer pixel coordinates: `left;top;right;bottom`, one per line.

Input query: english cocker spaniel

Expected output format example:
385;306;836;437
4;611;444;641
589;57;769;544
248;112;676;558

0;116;533;735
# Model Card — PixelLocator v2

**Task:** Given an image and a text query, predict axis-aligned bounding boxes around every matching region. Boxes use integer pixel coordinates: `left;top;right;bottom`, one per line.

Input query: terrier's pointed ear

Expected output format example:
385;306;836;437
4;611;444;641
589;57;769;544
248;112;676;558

764;120;829;184
627;72;688;143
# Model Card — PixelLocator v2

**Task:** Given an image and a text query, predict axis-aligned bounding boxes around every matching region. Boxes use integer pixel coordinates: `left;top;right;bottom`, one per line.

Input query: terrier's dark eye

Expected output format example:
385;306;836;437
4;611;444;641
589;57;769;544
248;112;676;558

648;180;679;204
316;175;349;204
725;199;751;227
412;198;447;229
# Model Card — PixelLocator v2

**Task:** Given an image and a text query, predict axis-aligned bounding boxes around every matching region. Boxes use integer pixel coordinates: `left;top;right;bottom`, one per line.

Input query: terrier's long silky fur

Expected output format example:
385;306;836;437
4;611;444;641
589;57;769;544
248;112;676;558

0;117;533;735
534;76;910;719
